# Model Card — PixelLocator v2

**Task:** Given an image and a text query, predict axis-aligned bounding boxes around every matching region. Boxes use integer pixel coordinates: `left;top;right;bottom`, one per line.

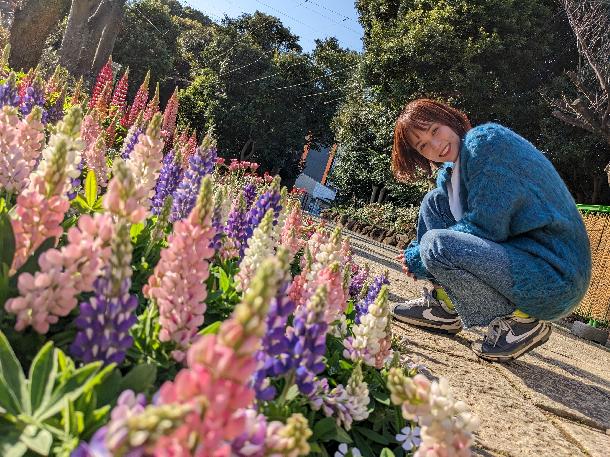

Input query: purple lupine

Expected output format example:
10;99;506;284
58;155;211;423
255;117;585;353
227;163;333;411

0;76;20;108
68;159;84;200
70;275;138;365
121;126;142;159
252;281;297;400
231;409;267;457
354;274;390;324
243;182;257;209
151;149;182;215
286;285;329;396
244;181;281;242
225;194;249;258
46;91;65;124
170;143;216;222
349;265;369;299
20;83;47;123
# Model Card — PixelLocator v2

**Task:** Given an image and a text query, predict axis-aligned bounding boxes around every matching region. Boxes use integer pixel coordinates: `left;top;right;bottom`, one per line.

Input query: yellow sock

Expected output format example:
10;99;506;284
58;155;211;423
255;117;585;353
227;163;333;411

433;287;455;310
512;309;530;319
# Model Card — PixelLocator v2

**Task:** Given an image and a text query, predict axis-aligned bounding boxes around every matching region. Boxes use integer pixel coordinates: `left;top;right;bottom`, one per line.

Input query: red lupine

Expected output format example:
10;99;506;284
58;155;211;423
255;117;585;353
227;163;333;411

162;86;179;145
88;57;113;110
126;70;150;128
110;68;129;115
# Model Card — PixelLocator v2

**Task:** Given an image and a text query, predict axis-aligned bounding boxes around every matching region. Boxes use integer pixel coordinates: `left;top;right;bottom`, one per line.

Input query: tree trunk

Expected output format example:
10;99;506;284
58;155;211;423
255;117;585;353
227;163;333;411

377;186;387;203
369;184;379;204
59;0;124;77
591;174;603;204
8;0;71;71
0;0;20;30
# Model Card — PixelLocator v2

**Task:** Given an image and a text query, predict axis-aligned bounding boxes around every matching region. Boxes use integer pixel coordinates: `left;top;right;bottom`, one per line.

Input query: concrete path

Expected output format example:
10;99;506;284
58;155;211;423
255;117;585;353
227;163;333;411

339;224;610;457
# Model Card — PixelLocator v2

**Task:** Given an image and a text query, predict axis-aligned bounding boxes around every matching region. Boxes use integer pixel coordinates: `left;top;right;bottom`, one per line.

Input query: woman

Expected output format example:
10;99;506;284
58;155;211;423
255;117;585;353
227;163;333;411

391;99;591;362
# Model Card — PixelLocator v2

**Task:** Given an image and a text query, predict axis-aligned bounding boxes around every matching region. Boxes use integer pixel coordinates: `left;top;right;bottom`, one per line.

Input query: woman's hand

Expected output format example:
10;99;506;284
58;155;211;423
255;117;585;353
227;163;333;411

394;253;416;280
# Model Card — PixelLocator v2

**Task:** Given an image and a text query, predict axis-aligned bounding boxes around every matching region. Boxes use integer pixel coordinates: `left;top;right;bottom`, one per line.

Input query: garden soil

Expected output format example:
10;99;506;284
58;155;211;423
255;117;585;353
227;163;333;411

340;224;610;457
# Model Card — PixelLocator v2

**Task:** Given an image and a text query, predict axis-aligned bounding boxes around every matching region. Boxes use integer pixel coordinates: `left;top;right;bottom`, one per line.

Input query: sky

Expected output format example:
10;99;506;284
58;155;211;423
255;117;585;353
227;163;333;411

184;0;364;53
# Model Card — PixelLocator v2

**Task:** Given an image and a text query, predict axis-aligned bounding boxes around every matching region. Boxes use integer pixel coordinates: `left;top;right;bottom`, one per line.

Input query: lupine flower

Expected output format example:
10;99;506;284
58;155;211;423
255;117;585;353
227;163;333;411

161;86;179;144
335;443;363;457
349;264;370;299
103;159;147;224
20;79;47;122
5;213;113;333
88;57;113;110
149;196;173;250
143;177;215;361
120;125;141;159
387;370;479;457
125;70;149;128
355;273;390;324
70;76;85;106
0;72;20;107
344;285;392;368
210;186;230;250
0;106;38;194
243;182;257;209
170;133;216;222
396;425;422;452
312;363;369;430
46;86;66;124
245;176;281;243
18;106;45;167
231;409;268;457
236;209;275;292
84;134;109;188
264;413;312;457
10;107;83;271
279;200;304;261
143;82;159;123
105;111;119;148
151;149;181;215
110;68;129;115
126;112;164;211
225;194;249;258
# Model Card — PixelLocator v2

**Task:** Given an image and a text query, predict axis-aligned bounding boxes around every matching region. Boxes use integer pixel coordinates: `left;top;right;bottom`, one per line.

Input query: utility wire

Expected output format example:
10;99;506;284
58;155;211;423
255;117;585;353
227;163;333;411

295;0;362;35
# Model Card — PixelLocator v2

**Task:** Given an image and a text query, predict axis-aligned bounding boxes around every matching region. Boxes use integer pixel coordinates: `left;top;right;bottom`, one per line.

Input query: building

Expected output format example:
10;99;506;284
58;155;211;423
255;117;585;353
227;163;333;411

295;143;338;215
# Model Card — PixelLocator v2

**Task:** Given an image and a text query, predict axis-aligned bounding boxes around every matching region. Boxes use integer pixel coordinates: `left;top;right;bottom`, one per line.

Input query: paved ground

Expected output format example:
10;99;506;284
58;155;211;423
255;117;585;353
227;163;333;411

340;225;610;457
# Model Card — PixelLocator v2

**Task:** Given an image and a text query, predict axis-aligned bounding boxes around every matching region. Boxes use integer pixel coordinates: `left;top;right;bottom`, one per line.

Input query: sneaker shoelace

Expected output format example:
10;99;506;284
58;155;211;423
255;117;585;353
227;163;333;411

485;316;514;347
411;287;438;308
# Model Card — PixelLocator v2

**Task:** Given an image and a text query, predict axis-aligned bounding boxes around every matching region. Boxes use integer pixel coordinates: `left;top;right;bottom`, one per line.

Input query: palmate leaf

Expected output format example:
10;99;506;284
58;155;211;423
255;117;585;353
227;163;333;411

28;342;57;415
0;331;29;415
84;170;98;208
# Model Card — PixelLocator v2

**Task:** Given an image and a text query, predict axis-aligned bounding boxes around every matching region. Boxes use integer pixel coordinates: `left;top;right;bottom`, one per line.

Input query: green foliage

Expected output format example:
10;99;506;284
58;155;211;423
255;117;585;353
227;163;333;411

0;332;113;456
70;170;103;214
327;203;420;233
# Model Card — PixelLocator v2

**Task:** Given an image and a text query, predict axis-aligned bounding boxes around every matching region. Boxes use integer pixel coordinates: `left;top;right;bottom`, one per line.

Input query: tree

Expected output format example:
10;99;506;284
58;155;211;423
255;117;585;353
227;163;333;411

331;0;573;205
552;0;610;183
7;0;70;71
59;0;127;77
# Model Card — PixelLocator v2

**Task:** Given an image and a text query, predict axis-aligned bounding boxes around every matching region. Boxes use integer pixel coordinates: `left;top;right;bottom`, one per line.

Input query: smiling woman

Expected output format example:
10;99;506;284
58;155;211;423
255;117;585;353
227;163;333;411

390;98;592;363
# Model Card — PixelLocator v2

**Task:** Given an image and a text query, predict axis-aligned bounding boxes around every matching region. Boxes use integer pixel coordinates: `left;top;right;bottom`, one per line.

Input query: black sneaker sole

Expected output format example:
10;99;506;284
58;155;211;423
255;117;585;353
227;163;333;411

473;324;552;362
392;313;463;335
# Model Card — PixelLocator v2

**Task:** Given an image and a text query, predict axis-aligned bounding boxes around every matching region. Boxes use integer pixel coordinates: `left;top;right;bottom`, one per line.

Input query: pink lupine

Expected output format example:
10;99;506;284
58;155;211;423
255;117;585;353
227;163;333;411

18;107;45;168
126;70;150;128
162;86;179;144
85;134;109;188
111;68;129;115
280;200;304;261
80;113;101;149
5;213;113;333
143;177;215;360
0;107;30;193
143;82;160;123
106;111;119;148
125;112;164;211
88;57;113;110
103;158;147;224
181;130;197;168
10;176;69;271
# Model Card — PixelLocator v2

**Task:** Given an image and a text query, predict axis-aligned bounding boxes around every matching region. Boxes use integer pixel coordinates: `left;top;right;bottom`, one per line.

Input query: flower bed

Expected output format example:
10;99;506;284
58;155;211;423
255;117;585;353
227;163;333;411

0;50;478;457
321;204;419;249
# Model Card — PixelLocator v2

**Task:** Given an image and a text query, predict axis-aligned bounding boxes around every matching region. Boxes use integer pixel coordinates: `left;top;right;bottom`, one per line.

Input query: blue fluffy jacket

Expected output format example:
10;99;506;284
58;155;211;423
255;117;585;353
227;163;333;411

404;123;592;320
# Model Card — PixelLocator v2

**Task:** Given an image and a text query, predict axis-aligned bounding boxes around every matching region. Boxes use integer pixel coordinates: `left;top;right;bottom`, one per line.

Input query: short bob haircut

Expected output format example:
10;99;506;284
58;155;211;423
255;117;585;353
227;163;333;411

392;99;472;182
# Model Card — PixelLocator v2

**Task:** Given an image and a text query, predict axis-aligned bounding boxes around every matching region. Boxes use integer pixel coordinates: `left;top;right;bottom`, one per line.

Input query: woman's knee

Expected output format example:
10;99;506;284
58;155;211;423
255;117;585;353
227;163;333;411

420;188;448;213
420;229;458;270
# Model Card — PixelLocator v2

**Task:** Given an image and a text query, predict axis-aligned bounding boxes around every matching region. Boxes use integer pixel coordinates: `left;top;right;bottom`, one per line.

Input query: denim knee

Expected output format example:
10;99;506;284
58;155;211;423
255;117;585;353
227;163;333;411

420;229;456;271
420;188;448;214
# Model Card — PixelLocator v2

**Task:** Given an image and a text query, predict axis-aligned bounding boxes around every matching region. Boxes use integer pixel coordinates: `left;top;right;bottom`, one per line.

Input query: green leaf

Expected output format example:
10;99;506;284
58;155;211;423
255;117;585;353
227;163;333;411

29;342;57;415
372;390;391;406
95;369;121;407
219;267;230;291
199;321;221;335
119;364;157;394
84;170;98;207
20;426;52;455
353;426;389;445
0;431;27;457
312;417;353;444
0;331;27;414
284;384;300;402
38;362;102;421
379;448;396;457
0;376;20;415
0;211;15;269
71;194;92;213
130;222;146;241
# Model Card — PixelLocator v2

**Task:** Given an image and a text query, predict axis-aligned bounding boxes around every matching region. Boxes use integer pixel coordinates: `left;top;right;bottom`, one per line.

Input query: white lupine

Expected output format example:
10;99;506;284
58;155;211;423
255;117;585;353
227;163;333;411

345;363;370;422
236;209;275;292
35;106;83;195
344;286;390;366
126;112;164;210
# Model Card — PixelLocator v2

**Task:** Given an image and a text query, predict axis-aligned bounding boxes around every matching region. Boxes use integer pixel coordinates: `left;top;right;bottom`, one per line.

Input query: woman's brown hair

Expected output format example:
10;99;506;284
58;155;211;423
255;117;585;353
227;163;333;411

392;99;472;182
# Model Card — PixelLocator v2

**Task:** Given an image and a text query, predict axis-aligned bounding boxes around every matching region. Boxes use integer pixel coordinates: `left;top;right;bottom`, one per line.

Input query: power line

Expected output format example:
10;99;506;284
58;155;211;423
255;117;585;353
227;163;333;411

253;0;320;32
271;61;360;90
294;0;362;35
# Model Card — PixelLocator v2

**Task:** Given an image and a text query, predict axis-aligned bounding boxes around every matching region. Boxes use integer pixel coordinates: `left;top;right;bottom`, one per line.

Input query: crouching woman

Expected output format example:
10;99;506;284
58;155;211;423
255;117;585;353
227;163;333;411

391;99;591;362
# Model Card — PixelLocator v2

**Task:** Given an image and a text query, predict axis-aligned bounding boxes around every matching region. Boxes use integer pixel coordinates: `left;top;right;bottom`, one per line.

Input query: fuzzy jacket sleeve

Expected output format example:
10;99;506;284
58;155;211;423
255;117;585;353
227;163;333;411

404;241;435;280
448;124;553;242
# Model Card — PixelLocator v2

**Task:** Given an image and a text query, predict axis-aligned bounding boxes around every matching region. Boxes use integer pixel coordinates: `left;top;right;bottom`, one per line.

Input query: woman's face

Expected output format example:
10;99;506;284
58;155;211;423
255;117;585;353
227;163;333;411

406;122;460;163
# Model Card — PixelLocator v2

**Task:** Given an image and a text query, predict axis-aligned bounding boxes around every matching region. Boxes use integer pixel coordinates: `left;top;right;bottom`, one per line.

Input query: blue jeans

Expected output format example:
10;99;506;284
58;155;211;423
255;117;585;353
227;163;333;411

417;189;516;327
